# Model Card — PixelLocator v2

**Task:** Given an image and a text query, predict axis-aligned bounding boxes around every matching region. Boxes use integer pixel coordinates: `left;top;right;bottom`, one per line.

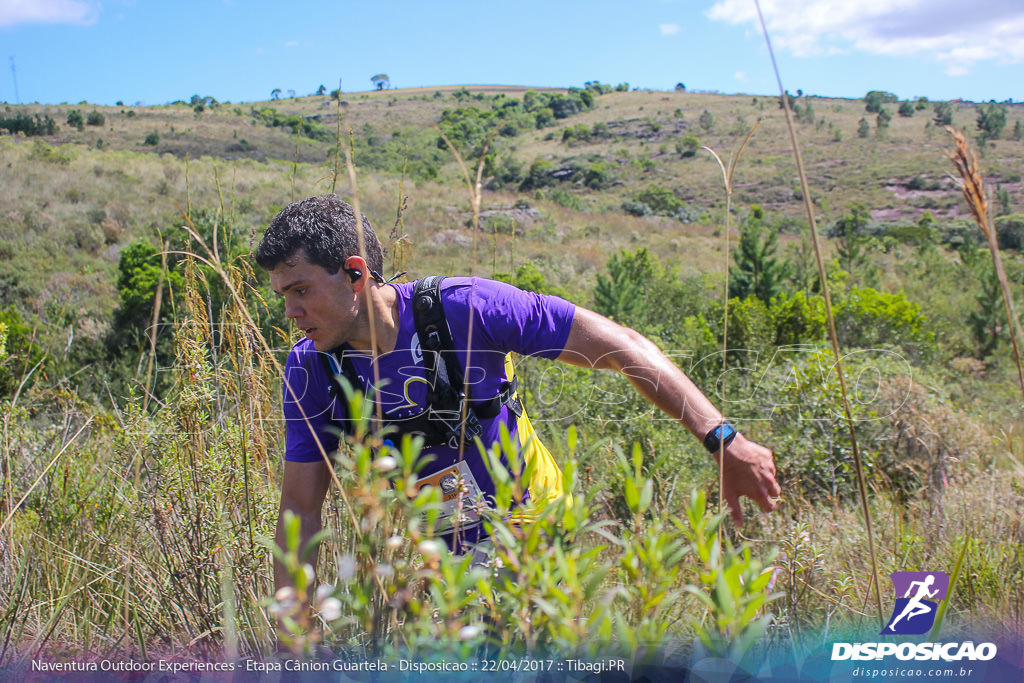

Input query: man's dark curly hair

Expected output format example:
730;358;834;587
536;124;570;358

255;195;384;276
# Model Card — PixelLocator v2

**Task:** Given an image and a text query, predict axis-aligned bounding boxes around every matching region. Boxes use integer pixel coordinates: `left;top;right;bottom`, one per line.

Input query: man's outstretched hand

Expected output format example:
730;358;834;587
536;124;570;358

718;434;781;525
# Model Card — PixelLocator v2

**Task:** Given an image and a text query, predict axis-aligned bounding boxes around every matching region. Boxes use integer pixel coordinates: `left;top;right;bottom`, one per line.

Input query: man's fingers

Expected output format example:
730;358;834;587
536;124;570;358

756;487;777;513
723;488;744;525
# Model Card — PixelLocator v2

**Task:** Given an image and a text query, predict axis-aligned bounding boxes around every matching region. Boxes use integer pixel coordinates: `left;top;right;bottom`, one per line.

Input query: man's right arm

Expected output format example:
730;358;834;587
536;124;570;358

274;459;332;591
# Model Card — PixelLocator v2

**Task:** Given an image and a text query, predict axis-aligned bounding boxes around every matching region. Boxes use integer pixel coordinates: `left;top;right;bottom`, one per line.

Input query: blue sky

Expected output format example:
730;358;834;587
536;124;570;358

1;0;1022;106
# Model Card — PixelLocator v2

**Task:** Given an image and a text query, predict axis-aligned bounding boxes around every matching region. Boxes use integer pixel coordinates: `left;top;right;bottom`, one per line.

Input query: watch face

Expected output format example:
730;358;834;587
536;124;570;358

705;422;737;453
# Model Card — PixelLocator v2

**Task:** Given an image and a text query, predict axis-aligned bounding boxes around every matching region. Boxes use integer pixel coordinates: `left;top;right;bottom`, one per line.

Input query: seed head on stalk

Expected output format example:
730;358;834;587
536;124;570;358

946;126;1024;403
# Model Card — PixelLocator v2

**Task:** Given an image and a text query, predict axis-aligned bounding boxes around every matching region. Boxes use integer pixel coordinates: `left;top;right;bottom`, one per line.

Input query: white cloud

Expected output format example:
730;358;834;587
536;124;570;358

706;0;1024;74
0;0;98;26
660;23;680;35
285;40;299;47
734;70;747;81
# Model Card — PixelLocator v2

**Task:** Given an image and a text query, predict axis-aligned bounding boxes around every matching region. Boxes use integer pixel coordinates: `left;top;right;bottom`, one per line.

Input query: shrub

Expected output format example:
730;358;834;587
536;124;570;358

583;162;611;190
724;296;774;362
635;186;683;214
769;291;826;346
550;189;583;210
995;213;1024;251
561;122;591;144
86;110;105;126
143;131;160;146
699;109;714;131
66;109;85;131
876;108;891;129
677;136;700;158
28;140;74;165
621;200;650;217
519;157;556;191
833;285;934;356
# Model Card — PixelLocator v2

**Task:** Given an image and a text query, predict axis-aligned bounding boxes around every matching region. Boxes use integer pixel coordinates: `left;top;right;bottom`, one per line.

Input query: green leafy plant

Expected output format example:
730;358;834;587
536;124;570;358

729;206;789;303
680;490;779;663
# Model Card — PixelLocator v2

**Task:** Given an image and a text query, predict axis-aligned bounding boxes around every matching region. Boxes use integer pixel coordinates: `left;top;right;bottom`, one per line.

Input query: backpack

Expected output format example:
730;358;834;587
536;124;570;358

320;276;523;449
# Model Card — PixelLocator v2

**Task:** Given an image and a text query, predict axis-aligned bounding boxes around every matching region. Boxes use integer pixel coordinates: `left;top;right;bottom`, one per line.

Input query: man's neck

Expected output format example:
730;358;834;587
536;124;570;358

347;283;400;355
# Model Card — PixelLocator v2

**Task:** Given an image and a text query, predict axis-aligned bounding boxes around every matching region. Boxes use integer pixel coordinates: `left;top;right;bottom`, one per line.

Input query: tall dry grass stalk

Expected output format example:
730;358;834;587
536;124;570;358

434;127;493;457
946;127;1024;403
754;0;884;628
701;122;760;528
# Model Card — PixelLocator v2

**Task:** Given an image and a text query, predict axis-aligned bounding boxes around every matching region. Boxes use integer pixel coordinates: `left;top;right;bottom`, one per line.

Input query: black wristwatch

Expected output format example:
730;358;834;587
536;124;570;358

703;421;738;454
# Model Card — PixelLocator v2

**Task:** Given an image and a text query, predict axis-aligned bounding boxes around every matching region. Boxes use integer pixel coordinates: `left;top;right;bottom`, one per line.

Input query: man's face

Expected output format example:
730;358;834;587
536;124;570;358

269;248;356;351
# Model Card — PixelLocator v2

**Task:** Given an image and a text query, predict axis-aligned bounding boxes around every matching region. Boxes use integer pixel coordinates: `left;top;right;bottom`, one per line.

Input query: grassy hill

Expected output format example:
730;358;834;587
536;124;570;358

2;85;1021;319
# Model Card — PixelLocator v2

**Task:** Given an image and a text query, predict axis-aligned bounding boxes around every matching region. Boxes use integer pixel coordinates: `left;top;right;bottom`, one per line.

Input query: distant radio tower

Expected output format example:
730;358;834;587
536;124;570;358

9;56;19;104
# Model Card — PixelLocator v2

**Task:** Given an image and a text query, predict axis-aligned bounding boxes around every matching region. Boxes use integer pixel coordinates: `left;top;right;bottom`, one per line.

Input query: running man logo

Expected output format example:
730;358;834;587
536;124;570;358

882;571;950;635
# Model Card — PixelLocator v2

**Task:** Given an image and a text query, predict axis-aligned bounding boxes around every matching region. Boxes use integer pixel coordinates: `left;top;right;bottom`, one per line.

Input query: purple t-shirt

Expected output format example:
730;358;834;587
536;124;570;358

281;277;575;540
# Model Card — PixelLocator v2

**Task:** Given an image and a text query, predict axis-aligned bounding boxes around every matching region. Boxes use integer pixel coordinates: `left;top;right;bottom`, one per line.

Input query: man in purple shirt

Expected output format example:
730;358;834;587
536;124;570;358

256;195;780;592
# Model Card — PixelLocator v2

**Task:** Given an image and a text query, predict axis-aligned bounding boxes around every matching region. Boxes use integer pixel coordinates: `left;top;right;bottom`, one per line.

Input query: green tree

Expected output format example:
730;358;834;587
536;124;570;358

864;90;897;113
898;102;915;117
371;74;390;90
593;248;659;326
271;88;281;100
111;241;180;334
933;101;953;126
66;109;84;131
0;307;45;398
699;109;714;131
729;206;788;303
876;108;892;131
976;102;1007;142
832;203;871;274
857;117;870;138
1013;120;1023;141
967;265;1005;357
0;113;57;136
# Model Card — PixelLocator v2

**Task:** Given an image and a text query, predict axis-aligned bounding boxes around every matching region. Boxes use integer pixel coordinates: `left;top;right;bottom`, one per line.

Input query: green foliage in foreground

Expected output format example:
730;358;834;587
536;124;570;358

269;390;778;662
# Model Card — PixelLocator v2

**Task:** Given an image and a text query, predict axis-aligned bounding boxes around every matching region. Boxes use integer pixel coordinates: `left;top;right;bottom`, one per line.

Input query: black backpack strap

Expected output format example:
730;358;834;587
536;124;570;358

412;276;484;447
412;276;465;393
